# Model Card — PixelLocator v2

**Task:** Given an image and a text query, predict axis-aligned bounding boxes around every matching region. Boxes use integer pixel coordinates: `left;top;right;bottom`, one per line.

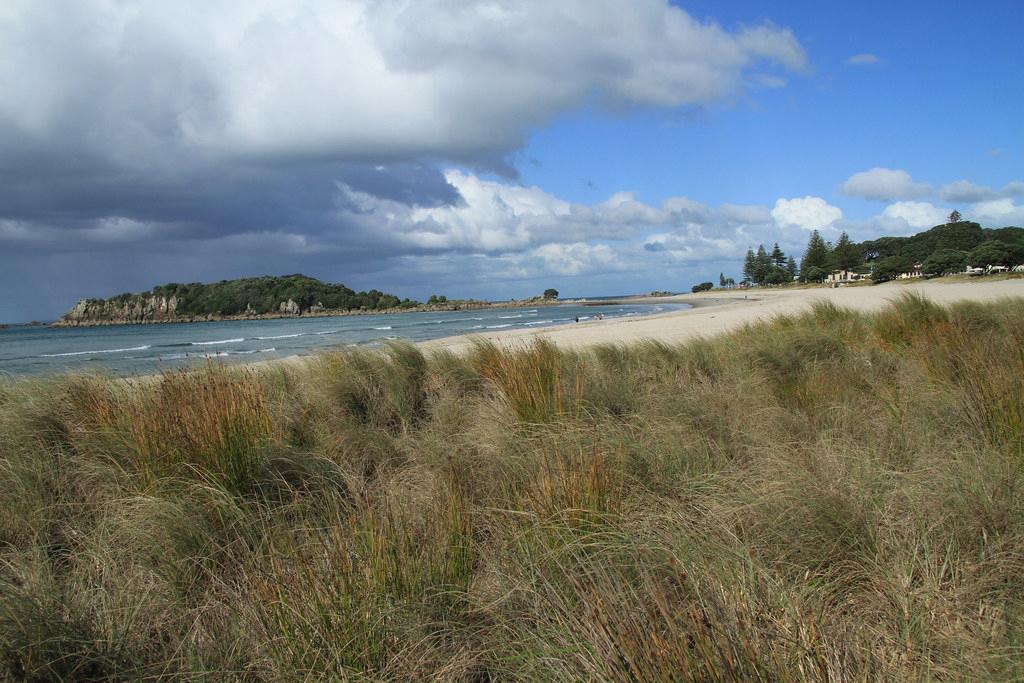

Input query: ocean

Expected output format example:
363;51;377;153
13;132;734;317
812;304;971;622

0;301;686;377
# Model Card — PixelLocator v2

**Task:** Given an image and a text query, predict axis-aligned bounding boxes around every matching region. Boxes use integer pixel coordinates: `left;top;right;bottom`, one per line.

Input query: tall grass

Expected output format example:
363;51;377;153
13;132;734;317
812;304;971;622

1;296;1023;680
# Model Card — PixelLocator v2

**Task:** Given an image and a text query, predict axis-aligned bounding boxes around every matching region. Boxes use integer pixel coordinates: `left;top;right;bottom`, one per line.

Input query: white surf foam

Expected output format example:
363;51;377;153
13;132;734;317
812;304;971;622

41;345;151;358
255;333;303;340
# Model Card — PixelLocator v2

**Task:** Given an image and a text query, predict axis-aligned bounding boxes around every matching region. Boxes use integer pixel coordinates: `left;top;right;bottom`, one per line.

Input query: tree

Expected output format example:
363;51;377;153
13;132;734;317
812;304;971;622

691;282;714;293
800;230;832;281
832;231;861;271
542;288;559;300
967;240;1012;268
922;249;967;276
802;265;825;283
934;221;983;252
786;256;798;279
742;248;756;283
770;243;786;269
871;255;914;283
719;272;726;287
948;209;962;224
755;244;772;284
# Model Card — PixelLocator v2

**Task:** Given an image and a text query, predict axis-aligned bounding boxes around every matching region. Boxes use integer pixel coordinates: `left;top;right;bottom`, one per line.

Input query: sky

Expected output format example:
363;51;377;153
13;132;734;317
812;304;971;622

0;1;1021;322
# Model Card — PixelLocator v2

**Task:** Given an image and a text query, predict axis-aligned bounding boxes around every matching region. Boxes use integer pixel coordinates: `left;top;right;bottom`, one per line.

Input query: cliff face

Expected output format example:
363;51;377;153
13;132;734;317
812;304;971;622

58;295;182;326
54;295;321;327
53;296;499;327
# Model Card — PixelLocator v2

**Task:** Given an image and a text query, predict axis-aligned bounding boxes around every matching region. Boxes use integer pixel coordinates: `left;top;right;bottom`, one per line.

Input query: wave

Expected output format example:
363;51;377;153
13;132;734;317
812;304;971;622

524;320;555;326
160;347;276;361
255;333;303;340
470;324;484;329
190;337;244;346
41;345;151;358
498;314;523;319
486;324;513;329
314;329;339;335
373;326;392;330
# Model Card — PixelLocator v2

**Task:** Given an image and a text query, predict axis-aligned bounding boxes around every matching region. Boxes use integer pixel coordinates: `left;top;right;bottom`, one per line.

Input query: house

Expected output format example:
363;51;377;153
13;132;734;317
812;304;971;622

1014;265;1024;273
896;263;924;280
966;267;985;276
987;265;1009;274
825;269;867;286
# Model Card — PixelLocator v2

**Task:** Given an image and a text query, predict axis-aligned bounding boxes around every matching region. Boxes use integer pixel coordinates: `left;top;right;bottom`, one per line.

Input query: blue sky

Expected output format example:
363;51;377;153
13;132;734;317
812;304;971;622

0;1;1021;321
520;0;1022;207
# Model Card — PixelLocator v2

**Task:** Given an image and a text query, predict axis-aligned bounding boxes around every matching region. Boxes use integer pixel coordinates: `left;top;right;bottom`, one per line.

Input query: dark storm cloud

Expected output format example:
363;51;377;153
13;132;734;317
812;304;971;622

0;1;808;321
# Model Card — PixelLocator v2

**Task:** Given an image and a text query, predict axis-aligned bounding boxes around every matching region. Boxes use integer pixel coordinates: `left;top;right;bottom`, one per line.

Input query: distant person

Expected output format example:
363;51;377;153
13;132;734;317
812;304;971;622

574;316;579;323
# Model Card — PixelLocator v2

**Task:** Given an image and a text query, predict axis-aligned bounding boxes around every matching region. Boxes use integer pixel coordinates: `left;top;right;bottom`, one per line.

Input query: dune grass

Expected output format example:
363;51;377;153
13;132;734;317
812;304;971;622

1;293;1023;680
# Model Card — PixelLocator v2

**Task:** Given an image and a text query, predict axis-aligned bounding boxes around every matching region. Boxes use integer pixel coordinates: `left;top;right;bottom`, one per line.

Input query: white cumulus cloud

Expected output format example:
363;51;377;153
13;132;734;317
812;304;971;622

880;201;948;229
971;199;1024;225
840;167;930;201
770;197;842;230
0;0;807;165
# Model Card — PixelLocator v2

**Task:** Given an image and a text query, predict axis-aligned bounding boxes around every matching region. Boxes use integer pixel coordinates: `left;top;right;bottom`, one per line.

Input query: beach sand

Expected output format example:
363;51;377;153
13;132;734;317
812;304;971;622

418;278;1024;354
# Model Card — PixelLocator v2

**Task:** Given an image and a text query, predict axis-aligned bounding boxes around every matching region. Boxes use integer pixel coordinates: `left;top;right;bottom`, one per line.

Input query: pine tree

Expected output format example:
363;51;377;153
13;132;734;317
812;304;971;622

755;244;772;285
770;243;786;269
832;231;861;271
800;230;832;282
786;255;797;279
743;248;756;282
719;272;726;287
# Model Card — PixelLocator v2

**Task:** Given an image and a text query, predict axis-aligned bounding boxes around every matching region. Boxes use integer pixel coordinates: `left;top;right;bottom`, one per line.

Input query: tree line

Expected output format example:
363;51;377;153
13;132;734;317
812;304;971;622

131;274;421;316
725;212;1024;286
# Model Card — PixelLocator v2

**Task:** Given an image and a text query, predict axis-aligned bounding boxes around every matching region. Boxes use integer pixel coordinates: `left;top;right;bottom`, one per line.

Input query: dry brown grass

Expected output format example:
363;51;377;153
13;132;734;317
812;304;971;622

1;295;1023;680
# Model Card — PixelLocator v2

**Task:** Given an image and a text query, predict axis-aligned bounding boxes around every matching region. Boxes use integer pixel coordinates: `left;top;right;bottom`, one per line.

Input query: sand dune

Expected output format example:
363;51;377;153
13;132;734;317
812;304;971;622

420;278;1024;353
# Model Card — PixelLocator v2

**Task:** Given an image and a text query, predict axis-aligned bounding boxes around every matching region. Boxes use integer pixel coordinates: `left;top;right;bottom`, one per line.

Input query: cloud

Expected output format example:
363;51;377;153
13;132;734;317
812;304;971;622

938;180;997;203
0;1;813;320
840;167;930;201
939;179;1024;203
847;53;880;66
880;201;948;229
334;170;784;262
0;1;806;168
770;197;842;230
971;199;1024;225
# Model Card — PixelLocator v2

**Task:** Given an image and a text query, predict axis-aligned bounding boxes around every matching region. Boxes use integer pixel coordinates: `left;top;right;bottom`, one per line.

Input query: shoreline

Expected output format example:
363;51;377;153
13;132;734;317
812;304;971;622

415;278;1024;355
237;278;1024;374
11;279;1023;382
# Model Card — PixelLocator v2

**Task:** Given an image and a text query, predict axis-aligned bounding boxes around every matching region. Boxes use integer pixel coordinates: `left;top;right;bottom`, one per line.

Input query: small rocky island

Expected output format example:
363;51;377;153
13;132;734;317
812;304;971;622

54;274;495;327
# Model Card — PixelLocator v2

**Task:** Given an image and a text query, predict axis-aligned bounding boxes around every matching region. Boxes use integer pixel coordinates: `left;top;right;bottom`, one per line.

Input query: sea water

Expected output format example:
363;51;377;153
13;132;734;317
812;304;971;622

0;302;685;377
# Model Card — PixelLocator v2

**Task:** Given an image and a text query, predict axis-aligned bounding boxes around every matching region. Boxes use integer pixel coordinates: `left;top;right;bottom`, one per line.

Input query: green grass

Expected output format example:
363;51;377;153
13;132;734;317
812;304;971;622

2;296;1024;680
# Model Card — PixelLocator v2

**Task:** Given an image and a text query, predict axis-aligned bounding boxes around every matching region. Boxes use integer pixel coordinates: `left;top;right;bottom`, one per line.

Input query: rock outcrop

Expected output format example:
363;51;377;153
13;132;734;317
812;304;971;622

59;295;182;326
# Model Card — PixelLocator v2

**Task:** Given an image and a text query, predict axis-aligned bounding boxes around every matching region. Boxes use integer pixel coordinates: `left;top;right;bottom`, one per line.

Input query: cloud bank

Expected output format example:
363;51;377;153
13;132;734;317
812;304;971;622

0;0;814;320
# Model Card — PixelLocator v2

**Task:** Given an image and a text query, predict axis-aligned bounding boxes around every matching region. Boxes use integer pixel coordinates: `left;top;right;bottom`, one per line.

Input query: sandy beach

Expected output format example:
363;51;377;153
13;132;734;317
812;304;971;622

419;278;1024;354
